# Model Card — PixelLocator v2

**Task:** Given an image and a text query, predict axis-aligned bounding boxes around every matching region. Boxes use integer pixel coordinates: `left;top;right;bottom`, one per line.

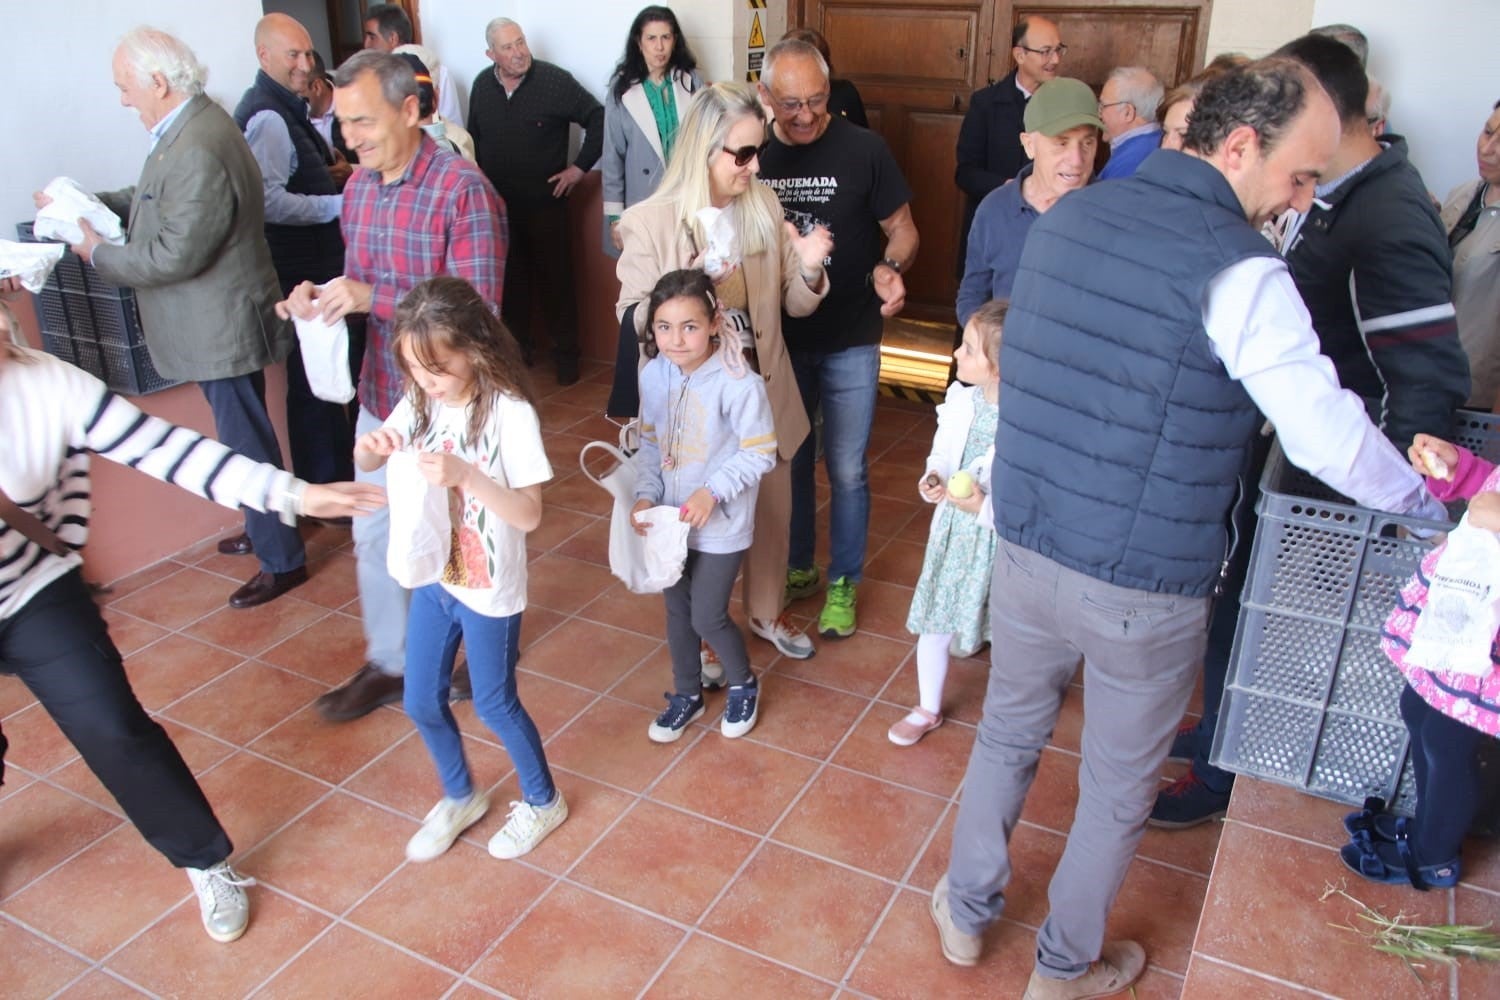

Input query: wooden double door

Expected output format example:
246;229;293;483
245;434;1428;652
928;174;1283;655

793;0;1213;323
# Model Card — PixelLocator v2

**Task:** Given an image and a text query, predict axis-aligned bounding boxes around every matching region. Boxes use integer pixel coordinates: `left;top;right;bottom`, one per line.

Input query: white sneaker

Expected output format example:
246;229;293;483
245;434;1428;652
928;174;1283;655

749;614;815;660
406;793;490;861
488;792;569;860
185;861;255;943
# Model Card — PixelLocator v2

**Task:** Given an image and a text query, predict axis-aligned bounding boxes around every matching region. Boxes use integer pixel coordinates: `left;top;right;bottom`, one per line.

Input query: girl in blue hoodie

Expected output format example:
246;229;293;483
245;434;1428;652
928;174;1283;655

631;269;777;742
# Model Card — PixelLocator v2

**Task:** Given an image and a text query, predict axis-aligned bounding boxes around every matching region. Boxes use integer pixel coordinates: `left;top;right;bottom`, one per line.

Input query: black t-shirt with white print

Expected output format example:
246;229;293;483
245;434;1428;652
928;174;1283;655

758;115;913;353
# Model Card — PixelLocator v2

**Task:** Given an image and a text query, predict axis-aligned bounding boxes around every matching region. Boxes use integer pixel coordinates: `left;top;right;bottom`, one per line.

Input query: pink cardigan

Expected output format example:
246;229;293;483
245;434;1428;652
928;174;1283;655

1380;446;1500;736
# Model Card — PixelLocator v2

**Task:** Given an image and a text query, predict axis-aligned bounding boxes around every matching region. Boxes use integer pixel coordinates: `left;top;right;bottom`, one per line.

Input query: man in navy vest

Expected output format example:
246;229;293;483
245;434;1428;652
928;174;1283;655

235;14;354;488
928;60;1450;998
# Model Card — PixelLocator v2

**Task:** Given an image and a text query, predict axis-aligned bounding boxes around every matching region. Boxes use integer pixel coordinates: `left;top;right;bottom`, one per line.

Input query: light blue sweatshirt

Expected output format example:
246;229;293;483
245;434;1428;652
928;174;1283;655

634;351;777;553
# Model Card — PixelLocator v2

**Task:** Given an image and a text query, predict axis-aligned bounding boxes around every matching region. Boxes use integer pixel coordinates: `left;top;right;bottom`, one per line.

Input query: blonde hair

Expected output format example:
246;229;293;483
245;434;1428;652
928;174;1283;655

969;299;1007;372
643;82;782;257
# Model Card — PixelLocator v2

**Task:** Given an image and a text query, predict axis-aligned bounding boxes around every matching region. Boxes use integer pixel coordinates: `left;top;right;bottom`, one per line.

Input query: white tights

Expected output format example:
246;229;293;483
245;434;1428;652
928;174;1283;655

914;632;952;716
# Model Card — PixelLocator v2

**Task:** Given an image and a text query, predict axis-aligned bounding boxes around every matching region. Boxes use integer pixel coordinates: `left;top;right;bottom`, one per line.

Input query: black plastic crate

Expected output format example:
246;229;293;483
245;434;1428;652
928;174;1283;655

98;340;175;395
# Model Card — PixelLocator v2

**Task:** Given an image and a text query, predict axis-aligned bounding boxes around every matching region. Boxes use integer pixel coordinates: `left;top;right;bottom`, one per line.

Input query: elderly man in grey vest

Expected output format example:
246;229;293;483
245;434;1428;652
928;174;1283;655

927;60;1449;999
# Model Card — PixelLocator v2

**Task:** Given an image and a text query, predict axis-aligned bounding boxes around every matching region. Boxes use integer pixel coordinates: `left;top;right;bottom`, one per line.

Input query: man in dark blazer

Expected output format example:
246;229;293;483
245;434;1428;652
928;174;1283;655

47;27;308;609
954;16;1066;269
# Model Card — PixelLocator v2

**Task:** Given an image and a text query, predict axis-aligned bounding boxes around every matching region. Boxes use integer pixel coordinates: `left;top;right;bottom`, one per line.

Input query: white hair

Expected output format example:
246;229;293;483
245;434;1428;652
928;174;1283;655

760;38;829;91
1107;66;1163;121
1366;74;1391;120
118;26;207;96
485;17;520;51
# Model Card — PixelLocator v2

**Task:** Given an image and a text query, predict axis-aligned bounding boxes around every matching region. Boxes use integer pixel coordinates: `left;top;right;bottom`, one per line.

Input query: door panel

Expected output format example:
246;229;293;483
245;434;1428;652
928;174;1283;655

797;0;1209;322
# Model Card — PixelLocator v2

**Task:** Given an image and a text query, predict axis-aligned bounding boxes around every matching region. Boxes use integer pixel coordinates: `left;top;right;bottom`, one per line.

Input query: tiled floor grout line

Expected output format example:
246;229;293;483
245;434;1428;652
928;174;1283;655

1190;954;1344;997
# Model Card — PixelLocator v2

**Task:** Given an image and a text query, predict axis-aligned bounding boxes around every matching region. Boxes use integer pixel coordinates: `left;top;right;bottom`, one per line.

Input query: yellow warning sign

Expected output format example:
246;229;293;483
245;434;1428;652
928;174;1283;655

747;0;767;8
748;12;765;48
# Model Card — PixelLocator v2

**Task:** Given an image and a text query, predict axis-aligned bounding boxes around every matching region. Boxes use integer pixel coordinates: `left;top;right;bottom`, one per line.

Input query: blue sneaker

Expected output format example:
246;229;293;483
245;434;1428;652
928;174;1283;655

721;679;759;738
1340;818;1459;890
1147;770;1232;828
648;693;704;743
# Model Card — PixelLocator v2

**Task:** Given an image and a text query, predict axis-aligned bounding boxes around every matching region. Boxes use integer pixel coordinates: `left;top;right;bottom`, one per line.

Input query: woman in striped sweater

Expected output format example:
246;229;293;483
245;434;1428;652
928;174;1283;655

0;301;383;943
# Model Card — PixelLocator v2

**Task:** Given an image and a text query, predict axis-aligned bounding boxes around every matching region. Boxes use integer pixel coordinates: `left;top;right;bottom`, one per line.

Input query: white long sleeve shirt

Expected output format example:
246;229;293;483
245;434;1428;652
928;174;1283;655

1203;256;1445;521
243;110;342;225
0;349;302;621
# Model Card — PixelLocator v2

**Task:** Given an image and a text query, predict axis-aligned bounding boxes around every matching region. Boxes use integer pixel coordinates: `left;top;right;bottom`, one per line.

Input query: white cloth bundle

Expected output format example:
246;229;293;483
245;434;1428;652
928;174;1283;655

293;294;355;403
385;451;452;589
0;240;66;293
1407;515;1500;678
33;178;126;247
579;441;689;594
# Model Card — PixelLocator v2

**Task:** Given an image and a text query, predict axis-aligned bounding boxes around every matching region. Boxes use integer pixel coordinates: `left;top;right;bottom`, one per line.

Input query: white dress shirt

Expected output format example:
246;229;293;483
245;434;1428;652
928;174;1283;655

1203;256;1446;521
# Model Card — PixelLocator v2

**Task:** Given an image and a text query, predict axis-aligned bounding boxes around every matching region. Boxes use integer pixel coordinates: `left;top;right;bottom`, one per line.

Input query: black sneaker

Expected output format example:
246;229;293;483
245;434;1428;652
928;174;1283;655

648;692;704;743
721;680;759;738
1147;770;1232;828
1166;720;1200;765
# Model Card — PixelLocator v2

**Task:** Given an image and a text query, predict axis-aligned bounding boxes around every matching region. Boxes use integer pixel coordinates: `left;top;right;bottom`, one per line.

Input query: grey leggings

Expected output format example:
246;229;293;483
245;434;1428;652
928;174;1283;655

664;548;753;695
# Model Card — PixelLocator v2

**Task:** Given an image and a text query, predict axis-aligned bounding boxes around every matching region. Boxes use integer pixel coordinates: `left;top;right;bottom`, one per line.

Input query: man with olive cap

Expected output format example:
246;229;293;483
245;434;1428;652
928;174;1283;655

956;78;1101;325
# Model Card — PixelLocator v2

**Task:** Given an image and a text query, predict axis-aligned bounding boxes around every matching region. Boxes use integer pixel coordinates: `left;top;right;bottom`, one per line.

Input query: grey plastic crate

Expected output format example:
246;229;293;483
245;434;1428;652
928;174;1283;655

1211;415;1500;813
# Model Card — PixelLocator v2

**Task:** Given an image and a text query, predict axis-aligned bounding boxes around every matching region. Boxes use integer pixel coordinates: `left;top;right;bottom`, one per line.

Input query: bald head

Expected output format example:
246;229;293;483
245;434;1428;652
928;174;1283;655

255;13;316;95
1012;16;1065;91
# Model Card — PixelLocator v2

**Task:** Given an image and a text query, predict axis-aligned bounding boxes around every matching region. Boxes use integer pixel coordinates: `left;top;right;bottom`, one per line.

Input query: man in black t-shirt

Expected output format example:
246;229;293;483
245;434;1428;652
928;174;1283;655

757;39;919;642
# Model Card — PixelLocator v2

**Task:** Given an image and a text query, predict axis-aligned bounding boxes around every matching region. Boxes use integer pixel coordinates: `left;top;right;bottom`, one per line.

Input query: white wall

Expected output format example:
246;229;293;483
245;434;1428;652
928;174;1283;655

1205;0;1314;59
418;0;735;124
1312;0;1500;199
1;1;265;232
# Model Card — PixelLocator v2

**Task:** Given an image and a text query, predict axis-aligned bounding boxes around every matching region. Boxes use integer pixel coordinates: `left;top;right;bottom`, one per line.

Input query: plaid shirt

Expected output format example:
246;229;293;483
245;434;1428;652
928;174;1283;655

342;135;506;418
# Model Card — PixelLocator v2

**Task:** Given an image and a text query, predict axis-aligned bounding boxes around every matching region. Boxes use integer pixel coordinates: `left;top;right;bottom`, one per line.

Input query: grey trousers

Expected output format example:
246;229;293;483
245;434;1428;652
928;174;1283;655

665;548;752;695
946;537;1209;978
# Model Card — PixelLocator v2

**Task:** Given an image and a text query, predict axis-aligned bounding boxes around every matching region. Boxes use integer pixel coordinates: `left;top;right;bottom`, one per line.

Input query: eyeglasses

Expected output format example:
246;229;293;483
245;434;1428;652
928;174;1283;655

1018;43;1068;59
773;94;829;115
1098;100;1131;113
722;140;769;167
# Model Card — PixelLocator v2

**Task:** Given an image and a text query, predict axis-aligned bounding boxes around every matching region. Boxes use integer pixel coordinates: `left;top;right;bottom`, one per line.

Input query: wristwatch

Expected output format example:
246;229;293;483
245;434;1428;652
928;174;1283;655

876;257;902;274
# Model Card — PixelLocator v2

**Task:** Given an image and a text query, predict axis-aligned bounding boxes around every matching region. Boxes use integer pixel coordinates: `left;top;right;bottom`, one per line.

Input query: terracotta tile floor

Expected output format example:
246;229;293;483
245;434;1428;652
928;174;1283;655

0;361;1227;998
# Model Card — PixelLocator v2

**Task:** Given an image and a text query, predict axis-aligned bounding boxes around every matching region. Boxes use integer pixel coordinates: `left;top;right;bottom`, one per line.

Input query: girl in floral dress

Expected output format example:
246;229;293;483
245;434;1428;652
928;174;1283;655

355;276;565;864
890;300;1006;746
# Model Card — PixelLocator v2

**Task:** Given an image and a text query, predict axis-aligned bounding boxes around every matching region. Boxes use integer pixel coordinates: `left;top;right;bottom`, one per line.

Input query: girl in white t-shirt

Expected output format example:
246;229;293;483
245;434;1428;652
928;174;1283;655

354;276;565;864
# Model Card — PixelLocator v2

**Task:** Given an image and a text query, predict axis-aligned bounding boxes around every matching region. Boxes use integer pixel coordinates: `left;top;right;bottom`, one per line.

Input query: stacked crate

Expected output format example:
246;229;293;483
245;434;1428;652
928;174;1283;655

16;223;178;395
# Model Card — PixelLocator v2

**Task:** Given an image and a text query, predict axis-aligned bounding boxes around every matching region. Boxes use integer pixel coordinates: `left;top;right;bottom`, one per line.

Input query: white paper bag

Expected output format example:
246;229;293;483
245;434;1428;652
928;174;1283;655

33;177;126;247
1406;516;1500;678
385;451;451;589
580;441;690;594
0;240;66;293
293;306;355;403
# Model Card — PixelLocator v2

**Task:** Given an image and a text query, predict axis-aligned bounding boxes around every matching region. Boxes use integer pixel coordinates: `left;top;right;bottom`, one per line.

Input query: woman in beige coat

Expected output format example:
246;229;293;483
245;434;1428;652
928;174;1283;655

616;82;832;665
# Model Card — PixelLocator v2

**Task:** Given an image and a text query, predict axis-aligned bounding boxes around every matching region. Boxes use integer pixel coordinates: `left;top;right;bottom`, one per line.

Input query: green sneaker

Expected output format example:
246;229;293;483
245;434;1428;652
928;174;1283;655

818;576;857;639
785;565;822;604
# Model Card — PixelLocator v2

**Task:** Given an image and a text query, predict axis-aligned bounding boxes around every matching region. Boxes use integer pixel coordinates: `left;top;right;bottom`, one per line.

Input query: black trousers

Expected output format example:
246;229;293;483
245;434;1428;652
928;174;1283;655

501;198;578;368
275;267;360;485
0;570;232;868
198;370;306;574
1402;684;1488;866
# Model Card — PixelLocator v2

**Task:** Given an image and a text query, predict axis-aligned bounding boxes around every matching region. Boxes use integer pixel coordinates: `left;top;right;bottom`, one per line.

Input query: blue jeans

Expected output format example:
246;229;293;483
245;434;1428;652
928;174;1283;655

403;585;556;806
789;344;880;582
354;407;409;674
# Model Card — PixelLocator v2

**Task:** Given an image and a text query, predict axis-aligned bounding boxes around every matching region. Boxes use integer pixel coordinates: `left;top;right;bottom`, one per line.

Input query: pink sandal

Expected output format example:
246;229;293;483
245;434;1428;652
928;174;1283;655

888;707;943;746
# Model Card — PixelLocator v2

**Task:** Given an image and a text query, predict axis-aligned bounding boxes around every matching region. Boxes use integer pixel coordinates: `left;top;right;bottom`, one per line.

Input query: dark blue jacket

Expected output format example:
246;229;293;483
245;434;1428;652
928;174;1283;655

992;150;1279;597
233;70;343;288
955;70;1030;273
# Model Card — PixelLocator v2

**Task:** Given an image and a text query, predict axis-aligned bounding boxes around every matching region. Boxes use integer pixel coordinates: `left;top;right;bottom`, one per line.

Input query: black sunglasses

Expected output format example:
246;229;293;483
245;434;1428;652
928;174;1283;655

722;139;770;167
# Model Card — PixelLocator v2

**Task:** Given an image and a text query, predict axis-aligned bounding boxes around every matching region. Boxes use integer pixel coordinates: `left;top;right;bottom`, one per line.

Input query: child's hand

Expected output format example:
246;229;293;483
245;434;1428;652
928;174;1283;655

946;485;986;515
918;471;945;503
416;451;473;489
355;427;405;457
679;488;716;528
1468;492;1500;532
630;499;652;536
1409;434;1458;481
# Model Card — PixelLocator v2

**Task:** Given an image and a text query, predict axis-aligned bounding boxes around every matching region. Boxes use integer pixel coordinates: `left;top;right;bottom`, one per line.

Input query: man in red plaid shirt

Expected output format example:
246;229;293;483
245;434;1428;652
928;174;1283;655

280;50;506;721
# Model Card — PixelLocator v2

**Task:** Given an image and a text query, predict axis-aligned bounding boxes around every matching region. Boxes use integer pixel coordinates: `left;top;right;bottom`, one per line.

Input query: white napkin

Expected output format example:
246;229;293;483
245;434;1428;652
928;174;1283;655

0;239;66;292
34;177;127;247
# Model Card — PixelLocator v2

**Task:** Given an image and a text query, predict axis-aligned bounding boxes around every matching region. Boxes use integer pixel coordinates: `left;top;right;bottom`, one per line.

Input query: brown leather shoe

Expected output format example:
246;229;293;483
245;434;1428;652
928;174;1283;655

217;533;253;556
316;663;404;722
227;567;308;608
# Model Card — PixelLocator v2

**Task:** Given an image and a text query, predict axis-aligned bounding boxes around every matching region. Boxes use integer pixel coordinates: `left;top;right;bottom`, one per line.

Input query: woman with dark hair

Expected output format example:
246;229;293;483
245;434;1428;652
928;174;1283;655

782;27;868;128
602;6;703;256
1443;99;1500;410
